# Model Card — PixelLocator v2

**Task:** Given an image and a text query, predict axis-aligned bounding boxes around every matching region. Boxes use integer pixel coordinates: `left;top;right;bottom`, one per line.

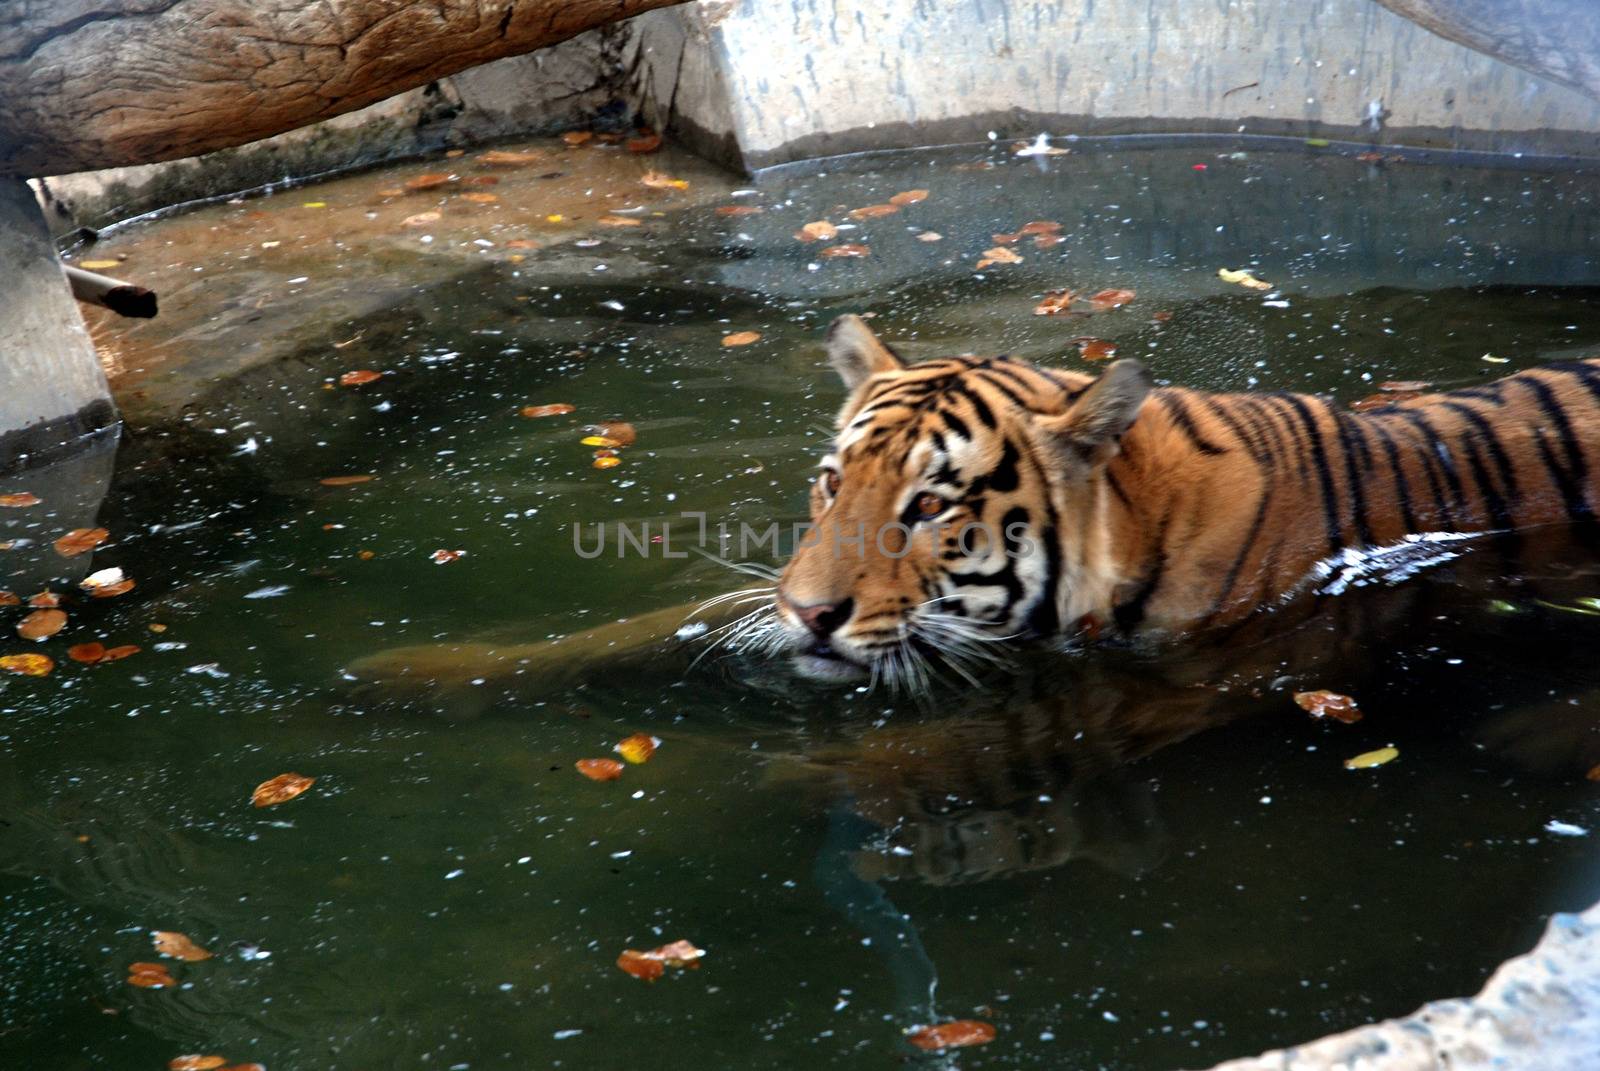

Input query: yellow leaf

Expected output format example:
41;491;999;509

615;733;660;764
302;201;327;209
580;435;621;448
1344;746;1399;770
0;653;53;676
1218;267;1273;290
720;331;761;347
153;931;213;962
640;171;690;191
79;259;122;270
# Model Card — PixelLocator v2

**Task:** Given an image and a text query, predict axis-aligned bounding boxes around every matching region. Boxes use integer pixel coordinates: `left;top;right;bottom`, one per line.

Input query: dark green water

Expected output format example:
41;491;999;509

7;140;1600;1070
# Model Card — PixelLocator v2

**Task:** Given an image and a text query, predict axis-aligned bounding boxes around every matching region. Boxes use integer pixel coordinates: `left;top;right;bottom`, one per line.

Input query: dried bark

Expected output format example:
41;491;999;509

1375;0;1600;101
0;0;689;176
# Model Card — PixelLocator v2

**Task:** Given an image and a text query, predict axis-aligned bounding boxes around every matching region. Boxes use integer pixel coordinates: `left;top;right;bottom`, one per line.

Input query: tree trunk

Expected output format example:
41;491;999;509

0;0;690;177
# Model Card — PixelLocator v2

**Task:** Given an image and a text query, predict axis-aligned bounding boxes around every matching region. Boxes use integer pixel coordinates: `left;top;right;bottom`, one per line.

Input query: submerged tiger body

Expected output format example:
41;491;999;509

771;316;1600;680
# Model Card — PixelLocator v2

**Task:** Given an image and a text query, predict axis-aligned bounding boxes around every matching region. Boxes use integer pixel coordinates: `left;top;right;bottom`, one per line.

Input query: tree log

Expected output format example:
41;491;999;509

1375;0;1600;102
0;0;689;177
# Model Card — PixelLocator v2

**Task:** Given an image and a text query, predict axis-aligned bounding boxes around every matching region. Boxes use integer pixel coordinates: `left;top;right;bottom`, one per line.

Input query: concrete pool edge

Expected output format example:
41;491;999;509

1202;899;1600;1069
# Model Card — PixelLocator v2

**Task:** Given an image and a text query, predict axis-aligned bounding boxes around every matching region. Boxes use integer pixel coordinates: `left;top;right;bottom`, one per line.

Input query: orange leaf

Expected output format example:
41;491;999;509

1152;310;1174;322
168;1057;227;1070
1089;288;1136;309
646;940;704;967
562;131;594;146
906;1021;996;1051
615;733;659;764
153;930;214;961
104;644;141;661
401;211;441;227
521;403;575;418
18;609;66;641
478;150;542;167
404;173;453;192
53;527;109;557
889;189;929;205
847;204;899;220
29;590;61;608
465;175;500;186
626;132;663;154
616;949;665;981
598;215;643;227
1033;289;1076;316
795;220;838;242
339;370;382;386
1586;764;1600;782
990;231;1022;245
0;653;53;676
715;205;764;216
976;247;1023;269
592;456;622;470
640;171;689;190
1380;380;1432;393
590;421;637;446
460;192;499;204
219;1064;267;1071
252;772;315;808
820;244;871;259
0;591;19;606
430;548;466;564
127;968;175;989
1019;220;1063;235
128;961;169;976
504;238;541;250
721;331;761;348
576;758;624;781
1293;690;1362;724
81;569;135;598
319;475;374;486
1073;337;1117;361
0;492;41;508
68;642;108;663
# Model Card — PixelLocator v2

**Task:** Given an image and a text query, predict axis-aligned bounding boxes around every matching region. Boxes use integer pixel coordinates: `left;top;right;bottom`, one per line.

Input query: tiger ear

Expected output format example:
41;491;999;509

827;315;905;389
1033;359;1153;471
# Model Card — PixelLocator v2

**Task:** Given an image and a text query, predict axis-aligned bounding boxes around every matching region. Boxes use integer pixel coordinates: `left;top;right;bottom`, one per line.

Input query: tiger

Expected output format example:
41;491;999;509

770;314;1600;685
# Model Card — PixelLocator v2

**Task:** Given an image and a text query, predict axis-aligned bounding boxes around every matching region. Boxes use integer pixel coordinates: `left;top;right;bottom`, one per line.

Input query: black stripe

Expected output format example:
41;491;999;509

1113;509;1171;633
1155;391;1230;455
1201;487;1272;628
972;371;1032;411
1440;401;1522;512
1394;409;1467;527
1520;375;1593;522
1331;410;1377;546
1278;394;1345;554
1201;395;1272;466
953;385;997;429
1365;417;1420;533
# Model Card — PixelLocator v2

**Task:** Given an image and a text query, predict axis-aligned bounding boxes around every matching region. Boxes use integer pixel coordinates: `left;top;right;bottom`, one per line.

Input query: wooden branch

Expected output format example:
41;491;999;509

1;0;691;176
64;265;158;319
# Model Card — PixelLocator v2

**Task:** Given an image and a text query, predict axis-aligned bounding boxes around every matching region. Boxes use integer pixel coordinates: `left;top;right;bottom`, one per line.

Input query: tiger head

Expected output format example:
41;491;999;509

775;315;1153;684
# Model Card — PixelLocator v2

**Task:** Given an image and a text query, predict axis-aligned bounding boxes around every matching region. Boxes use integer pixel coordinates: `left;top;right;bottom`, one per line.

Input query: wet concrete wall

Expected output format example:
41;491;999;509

635;0;1600;171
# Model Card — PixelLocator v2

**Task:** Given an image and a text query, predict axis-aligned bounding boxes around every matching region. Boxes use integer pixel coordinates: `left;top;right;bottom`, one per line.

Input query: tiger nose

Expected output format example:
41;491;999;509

790;597;854;639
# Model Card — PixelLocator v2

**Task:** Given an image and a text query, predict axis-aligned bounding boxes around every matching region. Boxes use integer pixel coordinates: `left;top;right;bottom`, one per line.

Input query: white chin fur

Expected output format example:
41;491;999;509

789;653;870;683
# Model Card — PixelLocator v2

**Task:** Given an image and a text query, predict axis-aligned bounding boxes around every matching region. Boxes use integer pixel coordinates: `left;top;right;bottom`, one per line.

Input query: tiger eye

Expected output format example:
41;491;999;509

915;492;946;519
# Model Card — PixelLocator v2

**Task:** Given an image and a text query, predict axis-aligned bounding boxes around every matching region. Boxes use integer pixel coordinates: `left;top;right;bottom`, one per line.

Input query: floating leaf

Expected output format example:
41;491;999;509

615;733;660;764
18;609;66;641
460;192;499;204
916;231;943;242
0;592;18;606
54;527;109;557
68;642;107;663
1305;137;1331;148
80;259;123;270
592;456;622;470
127;962;176;988
339;370;382;386
0;653;53;676
795;220;838;242
906;1021;996;1051
576;758;624;781
589;421;637;446
521;403;575;418
889;189;929;205
168;1057;227;1071
1218;267;1272;291
847;204;899;220
820;243;871;259
430;549;466;564
1482;354;1509;364
1089;288;1136;308
716;205;764;216
616;949;665;981
479;150;542;167
1380;380;1432;393
1020;220;1063;236
1073;338;1118;361
626;132;663;154
404;173;452;192
319;475;374;486
252;772;315;807
301;201;327;209
562;131;594;146
1293;689;1362;724
81;568;135;598
640;171;689;190
401;211;441;227
598;215;643;227
721;331;761;348
504;238;541;250
580;435;621;448
153;931;213;962
29;591;61;608
1033;289;1076;316
1344;746;1399;770
976;247;1023;269
0;493;40;508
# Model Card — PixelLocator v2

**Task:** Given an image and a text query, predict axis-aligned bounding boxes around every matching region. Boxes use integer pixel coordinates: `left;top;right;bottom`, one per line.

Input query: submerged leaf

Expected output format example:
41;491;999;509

0;492;41;508
1033;289;1076;316
975;246;1023;269
721;331;761;348
889;189;929;205
847;204;899;220
521;403;575;419
430;549;466;564
795;220;838;242
592;456;622;470
906;1021;996;1051
562;131;595;146
339;370;382;386
1089;288;1136;308
1218;267;1273;291
153;931;213;962
590;421;637;446
127;963;176;988
405;173;452;192
616;949;665;981
17;609;66;641
1293;689;1362;724
69;642;108;663
1344;746;1399;770
716;205;764;216
819;243;871;259
478;150;543;167
626;132;663;154
319;475;375;486
168;1057;227;1071
576;758;624;781
641;171;690;190
54;527;109;557
252;772;315;807
598;215;643;227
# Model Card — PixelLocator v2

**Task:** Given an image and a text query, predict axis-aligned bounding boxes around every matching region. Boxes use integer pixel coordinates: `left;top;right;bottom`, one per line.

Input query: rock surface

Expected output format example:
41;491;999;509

1376;0;1600;101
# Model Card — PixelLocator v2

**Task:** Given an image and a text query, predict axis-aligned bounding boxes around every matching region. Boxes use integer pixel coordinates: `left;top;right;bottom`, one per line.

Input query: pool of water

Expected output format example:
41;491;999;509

7;135;1600;1070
